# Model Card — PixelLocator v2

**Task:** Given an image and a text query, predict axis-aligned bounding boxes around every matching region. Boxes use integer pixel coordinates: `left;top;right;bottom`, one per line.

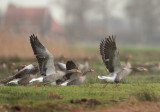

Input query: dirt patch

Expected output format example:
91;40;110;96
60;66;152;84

93;101;160;112
70;98;101;107
49;92;62;100
1;101;160;112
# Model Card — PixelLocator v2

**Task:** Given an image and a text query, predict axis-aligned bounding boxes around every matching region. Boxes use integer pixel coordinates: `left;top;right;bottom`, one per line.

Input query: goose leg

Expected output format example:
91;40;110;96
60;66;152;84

116;83;119;88
102;82;108;88
32;81;40;88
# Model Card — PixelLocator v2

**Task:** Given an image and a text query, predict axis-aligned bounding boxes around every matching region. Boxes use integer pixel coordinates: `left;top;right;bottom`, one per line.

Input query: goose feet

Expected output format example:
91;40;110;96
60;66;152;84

32;81;40;88
116;83;119;88
102;83;108;89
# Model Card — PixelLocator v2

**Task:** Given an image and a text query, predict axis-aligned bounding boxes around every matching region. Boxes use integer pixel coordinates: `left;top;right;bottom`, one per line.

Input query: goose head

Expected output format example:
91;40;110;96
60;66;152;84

17;64;27;71
82;69;94;76
131;67;148;72
88;69;94;72
66;69;82;74
125;55;132;61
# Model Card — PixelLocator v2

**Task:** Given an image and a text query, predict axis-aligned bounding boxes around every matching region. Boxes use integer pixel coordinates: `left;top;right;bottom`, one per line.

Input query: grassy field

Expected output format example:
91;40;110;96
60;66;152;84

0;49;160;111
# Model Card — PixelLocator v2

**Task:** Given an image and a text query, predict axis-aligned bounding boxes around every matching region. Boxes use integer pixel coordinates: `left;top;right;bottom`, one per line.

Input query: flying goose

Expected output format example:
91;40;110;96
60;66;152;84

61;68;94;86
29;35;81;87
0;64;38;85
98;36;147;88
29;61;81;86
30;34;56;76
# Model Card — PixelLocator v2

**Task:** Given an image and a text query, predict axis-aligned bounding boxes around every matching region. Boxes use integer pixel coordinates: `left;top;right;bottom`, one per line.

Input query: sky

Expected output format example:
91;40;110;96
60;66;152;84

0;0;127;24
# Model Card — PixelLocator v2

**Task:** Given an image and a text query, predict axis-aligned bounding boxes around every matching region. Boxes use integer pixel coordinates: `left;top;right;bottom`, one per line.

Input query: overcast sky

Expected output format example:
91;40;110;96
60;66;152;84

0;0;127;24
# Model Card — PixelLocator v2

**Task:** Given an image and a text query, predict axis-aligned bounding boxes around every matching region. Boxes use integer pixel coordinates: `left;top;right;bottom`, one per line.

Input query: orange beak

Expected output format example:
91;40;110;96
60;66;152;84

143;68;148;71
90;69;94;72
128;55;132;58
76;70;82;74
23;65;27;68
12;62;16;66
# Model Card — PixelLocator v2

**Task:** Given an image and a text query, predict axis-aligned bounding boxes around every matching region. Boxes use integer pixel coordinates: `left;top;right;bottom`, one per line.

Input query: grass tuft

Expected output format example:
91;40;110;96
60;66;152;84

132;88;160;102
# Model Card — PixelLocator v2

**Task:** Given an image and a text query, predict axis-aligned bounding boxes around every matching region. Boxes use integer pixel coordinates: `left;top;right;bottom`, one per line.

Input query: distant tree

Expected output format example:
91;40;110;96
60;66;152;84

126;0;160;44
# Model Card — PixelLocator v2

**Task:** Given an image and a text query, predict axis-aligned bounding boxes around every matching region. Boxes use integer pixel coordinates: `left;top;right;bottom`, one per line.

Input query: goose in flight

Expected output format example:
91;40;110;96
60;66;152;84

0;64;38;85
29;35;81;87
98;36;147;88
61;68;94;86
30;34;56;76
29;60;81;86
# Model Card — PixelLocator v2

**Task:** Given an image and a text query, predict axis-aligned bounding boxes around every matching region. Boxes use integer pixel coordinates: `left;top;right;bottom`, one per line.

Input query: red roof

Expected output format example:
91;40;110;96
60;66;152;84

4;5;63;33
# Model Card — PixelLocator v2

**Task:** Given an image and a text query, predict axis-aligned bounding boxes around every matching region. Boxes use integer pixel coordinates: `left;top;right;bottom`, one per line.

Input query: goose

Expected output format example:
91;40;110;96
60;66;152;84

13;64;27;74
98;36;147;88
29;61;81;86
0;64;38;85
77;57;89;71
149;63;160;72
61;68;94;86
56;61;82;85
29;35;81;87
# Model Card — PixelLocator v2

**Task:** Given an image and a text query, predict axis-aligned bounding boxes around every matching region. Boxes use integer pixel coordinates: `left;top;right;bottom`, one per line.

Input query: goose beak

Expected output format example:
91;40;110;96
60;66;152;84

24;65;27;67
143;68;148;71
90;69;94;72
128;55;132;58
12;62;16;66
76;70;82;74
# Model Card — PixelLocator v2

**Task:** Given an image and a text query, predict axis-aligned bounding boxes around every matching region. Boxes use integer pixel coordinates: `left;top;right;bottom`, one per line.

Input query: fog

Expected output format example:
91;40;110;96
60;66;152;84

0;0;160;47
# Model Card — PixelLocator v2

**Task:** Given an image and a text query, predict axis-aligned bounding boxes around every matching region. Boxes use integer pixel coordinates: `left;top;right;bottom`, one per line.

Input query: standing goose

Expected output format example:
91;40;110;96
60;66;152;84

56;61;81;85
29;35;81;87
61;68;94;86
98;36;147;88
0;64;38;85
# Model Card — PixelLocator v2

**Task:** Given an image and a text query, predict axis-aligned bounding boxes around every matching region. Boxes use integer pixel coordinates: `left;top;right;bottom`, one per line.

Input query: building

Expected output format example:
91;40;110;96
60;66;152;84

3;5;63;35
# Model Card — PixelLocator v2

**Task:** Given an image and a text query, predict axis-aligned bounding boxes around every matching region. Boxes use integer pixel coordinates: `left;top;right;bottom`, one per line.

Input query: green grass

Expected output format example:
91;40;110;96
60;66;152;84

0;83;160;107
1;49;160;109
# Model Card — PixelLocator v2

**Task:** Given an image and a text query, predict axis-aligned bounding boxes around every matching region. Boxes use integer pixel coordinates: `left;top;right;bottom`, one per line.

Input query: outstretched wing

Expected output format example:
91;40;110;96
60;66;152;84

30;34;56;76
100;35;122;73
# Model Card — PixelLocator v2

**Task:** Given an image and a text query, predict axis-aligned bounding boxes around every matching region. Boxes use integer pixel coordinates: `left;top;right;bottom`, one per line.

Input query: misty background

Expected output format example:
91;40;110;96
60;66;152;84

0;0;160;47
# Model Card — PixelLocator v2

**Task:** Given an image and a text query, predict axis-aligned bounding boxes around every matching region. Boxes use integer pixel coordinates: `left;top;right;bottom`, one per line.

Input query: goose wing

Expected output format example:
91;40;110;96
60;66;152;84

0;64;38;84
56;62;66;71
30;34;56;76
15;64;38;78
100;35;122;73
